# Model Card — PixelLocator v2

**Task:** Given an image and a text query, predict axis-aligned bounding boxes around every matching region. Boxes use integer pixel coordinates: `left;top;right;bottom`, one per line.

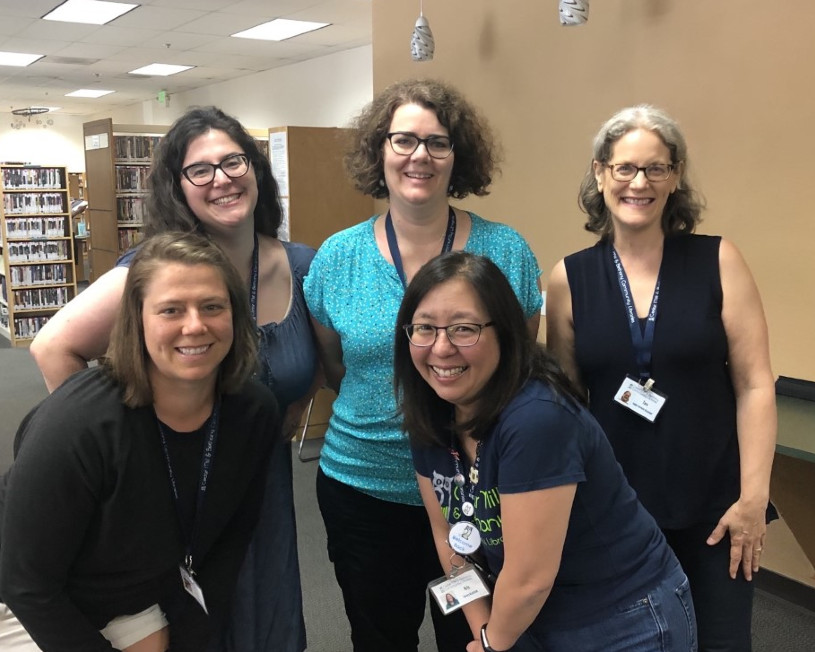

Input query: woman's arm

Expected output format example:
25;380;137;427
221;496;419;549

544;260;581;384
417;474;490;641
30;266;129;392
474;484;577;651
706;238;777;580
310;317;345;394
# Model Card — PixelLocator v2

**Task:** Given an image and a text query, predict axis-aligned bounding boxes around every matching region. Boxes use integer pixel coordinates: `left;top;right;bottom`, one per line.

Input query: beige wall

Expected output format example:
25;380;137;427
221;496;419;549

373;0;815;381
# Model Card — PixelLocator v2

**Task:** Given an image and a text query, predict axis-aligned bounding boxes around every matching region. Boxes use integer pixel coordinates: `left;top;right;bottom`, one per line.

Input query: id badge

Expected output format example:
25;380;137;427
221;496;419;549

614;375;667;423
428;563;491;614
180;565;208;614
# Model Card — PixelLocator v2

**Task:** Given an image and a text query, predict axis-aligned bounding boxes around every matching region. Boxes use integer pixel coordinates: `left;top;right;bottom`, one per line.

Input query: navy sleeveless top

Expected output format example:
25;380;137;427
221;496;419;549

564;234;740;528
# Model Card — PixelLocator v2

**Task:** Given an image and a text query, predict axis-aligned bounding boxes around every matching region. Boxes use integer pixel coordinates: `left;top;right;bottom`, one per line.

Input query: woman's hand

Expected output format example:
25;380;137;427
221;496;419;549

706;498;768;580
466;640;485;652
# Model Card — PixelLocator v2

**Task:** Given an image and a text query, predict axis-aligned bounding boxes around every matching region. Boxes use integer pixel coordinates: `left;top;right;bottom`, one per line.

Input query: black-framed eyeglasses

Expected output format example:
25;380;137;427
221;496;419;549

386;132;454;159
606;163;675;183
403;322;494;347
181;153;250;186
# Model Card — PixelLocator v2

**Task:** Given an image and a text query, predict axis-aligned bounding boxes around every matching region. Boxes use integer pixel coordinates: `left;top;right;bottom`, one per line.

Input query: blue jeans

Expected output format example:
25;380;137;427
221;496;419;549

521;563;697;652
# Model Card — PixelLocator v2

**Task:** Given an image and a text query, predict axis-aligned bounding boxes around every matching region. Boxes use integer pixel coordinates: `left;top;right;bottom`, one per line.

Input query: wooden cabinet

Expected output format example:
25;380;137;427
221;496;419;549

269;126;373;249
0;165;77;346
82;120;168;281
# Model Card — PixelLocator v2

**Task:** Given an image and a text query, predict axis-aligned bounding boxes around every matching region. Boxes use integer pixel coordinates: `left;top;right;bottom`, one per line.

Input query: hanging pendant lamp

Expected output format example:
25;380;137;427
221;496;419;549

411;1;435;62
559;0;590;26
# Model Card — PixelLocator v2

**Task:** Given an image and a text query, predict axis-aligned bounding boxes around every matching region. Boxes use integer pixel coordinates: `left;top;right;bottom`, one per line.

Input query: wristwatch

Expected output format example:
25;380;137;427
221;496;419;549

480;623;508;652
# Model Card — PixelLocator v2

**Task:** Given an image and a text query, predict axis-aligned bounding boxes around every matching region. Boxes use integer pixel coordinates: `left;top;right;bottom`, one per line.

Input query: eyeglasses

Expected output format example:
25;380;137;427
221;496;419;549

606;163;675;182
181;153;250;186
386;132;454;159
403;322;494;347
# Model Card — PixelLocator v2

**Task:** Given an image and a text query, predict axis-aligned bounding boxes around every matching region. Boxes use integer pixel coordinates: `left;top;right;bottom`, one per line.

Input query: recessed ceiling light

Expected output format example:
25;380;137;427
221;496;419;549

128;63;193;76
43;0;138;26
232;18;330;42
0;51;45;67
65;89;116;98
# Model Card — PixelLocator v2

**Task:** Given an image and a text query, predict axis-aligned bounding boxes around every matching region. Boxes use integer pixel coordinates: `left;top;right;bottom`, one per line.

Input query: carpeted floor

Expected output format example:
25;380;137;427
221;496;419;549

0;345;813;650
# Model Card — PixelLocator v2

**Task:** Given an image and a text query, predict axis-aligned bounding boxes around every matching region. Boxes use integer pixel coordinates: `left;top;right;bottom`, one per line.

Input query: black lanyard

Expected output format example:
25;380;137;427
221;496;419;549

611;247;661;381
157;402;221;576
385;207;457;289
449;437;483;515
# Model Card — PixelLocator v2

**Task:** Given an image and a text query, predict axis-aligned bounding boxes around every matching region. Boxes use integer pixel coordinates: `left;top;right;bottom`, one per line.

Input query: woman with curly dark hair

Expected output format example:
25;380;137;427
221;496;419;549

30;106;316;652
304;79;542;651
547;105;776;651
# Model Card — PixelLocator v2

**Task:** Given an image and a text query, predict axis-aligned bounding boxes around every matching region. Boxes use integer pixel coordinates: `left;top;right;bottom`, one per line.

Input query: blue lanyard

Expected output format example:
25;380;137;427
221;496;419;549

385;207;457;289
157;402;221;575
611;247;660;381
249;233;259;322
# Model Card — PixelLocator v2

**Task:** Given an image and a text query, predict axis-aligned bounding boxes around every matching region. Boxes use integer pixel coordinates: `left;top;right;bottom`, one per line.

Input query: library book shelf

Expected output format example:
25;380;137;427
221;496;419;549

0;165;78;347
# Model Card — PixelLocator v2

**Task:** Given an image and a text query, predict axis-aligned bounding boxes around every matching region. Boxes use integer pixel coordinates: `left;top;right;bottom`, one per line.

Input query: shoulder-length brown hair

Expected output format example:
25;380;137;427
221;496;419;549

394;252;584;447
104;232;258;407
579;104;706;240
345;78;500;200
145;106;282;238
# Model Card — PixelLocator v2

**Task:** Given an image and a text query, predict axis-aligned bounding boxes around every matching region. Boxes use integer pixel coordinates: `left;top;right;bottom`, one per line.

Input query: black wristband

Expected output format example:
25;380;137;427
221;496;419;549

480;623;508;652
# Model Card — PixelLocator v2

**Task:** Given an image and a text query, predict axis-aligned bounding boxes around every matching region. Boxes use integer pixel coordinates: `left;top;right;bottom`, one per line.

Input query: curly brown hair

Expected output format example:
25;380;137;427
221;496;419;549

579;104;705;240
345;78;500;200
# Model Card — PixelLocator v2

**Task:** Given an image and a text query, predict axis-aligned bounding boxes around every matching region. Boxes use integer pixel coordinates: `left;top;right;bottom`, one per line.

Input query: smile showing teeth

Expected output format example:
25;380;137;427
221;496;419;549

212;194;240;205
622;197;653;206
177;345;210;355
431;365;466;378
406;172;432;179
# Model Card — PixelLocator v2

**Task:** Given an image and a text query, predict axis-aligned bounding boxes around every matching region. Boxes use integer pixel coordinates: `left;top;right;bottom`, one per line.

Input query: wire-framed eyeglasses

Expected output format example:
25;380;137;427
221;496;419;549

403;322;494;347
386;132;454;159
181;153;250;186
606;163;675;182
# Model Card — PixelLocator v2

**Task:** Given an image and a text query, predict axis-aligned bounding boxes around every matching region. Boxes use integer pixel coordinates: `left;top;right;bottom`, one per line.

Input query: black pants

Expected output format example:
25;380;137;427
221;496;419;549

316;468;472;652
663;523;754;652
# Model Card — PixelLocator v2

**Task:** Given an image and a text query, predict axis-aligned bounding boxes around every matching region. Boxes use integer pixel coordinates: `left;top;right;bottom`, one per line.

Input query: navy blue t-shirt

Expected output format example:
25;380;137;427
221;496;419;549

412;380;676;631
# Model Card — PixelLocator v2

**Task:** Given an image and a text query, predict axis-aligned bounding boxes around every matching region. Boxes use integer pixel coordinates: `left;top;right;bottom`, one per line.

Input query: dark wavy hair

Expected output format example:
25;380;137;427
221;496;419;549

104;232;258;407
579;104;706;240
145;106;282;237
345;78;500;200
394;252;584;447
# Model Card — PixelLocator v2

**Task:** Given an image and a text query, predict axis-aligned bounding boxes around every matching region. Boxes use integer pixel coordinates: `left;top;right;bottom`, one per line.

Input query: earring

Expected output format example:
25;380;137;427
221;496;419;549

379;178;385;188
448;184;453;193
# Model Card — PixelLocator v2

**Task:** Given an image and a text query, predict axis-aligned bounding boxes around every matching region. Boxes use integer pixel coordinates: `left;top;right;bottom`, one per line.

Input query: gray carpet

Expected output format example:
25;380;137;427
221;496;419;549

0;346;813;650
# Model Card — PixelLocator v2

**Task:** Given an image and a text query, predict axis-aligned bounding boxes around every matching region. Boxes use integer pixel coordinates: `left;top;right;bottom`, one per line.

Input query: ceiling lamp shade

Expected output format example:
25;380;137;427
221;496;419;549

559;0;590;26
411;9;435;62
11;107;50;119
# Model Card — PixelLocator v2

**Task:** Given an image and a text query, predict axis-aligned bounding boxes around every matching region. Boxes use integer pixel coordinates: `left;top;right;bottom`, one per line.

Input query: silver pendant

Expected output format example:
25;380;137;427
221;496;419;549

453;473;465;487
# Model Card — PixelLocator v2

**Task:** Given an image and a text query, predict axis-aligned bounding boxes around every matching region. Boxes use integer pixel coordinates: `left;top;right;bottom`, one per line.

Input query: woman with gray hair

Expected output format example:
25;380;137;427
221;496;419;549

546;105;776;651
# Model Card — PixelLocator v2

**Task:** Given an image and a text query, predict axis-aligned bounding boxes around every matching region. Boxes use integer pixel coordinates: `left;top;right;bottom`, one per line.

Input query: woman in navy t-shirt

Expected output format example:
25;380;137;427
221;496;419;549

395;251;697;652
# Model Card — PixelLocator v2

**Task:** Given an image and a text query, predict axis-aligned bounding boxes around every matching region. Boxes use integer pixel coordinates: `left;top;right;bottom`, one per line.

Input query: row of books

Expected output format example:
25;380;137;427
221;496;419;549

6;241;71;263
119;227;145;252
114;135;162;161
4;216;68;238
1;167;65;190
13;315;51;339
12;286;72;310
3;192;66;215
117;196;147;223
7;263;70;288
116;165;151;193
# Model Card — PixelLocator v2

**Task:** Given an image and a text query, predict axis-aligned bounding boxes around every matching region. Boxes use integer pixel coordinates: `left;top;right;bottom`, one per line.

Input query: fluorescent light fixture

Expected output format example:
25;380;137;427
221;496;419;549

129;63;193;76
232;18;329;42
43;0;138;26
0;51;45;67
65;88;116;98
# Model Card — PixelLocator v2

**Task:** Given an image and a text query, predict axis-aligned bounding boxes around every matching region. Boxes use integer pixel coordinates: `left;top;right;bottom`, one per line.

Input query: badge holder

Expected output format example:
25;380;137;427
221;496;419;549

428;559;492;614
614;375;668;423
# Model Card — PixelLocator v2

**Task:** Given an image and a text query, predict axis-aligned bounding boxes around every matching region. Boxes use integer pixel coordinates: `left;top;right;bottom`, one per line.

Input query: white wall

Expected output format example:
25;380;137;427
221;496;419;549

94;45;373;133
0;113;87;171
0;45;373;172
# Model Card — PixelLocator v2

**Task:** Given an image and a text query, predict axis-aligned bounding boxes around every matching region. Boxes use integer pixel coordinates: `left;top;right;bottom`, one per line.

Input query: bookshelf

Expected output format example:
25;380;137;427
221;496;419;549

83;120;168;281
0;165;77;347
